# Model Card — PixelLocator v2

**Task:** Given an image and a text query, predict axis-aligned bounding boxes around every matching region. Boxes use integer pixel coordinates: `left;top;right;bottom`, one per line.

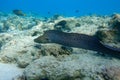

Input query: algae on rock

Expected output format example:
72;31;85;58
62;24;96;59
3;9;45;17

96;14;120;51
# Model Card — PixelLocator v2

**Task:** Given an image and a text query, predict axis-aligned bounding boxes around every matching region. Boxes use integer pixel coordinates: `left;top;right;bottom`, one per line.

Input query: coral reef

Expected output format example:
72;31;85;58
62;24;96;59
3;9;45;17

54;20;70;31
24;56;82;80
24;52;120;80
101;66;120;80
96;14;120;52
0;35;72;68
109;14;120;30
0;15;38;32
0;33;13;49
0;12;120;80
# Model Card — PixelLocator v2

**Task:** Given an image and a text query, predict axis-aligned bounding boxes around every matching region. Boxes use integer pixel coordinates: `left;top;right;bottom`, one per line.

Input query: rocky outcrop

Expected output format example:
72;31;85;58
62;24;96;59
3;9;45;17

96;14;120;52
101;66;120;80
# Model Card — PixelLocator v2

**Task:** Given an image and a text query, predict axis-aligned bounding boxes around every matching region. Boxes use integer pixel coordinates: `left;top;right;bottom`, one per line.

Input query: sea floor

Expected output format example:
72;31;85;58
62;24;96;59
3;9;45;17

0;12;120;80
0;63;23;80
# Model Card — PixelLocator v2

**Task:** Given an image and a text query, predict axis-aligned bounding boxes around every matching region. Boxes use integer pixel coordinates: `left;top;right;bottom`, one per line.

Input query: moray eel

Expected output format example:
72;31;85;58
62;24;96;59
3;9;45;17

34;30;120;57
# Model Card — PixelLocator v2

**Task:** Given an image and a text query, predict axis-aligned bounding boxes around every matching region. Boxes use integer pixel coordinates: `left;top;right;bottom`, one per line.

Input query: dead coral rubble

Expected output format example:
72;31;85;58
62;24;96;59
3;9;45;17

96;13;120;51
109;14;120;30
101;66;120;80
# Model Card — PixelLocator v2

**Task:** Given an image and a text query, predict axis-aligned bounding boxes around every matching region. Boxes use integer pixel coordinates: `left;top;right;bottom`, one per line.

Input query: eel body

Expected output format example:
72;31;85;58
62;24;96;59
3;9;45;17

34;30;120;57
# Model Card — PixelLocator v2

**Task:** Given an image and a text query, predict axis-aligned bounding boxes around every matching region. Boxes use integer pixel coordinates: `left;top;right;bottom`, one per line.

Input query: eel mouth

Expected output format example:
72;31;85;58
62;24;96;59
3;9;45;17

34;35;51;43
34;36;44;43
34;38;39;43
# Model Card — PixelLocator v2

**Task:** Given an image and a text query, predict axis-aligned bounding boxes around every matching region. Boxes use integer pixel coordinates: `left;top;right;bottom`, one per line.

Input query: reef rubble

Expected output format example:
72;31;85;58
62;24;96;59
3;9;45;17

0;12;120;80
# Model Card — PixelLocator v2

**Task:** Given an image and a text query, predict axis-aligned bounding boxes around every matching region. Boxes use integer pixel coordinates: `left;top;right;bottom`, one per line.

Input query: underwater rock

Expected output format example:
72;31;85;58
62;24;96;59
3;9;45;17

31;31;41;36
53;15;109;33
2;20;16;31
3;21;9;31
0;63;24;80
13;10;26;16
0;15;37;31
24;56;83;80
53;17;84;31
17;44;73;68
75;23;81;27
23;51;120;80
96;30;120;43
0;33;72;68
0;36;35;64
101;66;120;80
109;14;120;31
12;75;26;80
32;18;42;25
54;20;67;27
38;44;72;57
16;48;40;68
0;33;13;49
54;20;71;31
96;14;120;52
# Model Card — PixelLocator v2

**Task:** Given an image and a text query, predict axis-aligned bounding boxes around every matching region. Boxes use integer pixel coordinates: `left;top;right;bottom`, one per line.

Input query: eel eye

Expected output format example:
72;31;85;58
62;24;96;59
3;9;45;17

46;38;49;40
45;37;51;42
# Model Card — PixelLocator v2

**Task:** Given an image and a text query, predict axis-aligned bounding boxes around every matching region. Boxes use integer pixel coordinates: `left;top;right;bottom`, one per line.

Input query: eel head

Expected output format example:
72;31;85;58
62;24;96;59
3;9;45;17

34;30;54;43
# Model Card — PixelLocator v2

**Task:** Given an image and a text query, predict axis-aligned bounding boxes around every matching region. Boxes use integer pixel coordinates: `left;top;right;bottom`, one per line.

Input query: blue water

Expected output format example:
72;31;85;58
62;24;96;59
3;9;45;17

0;0;120;17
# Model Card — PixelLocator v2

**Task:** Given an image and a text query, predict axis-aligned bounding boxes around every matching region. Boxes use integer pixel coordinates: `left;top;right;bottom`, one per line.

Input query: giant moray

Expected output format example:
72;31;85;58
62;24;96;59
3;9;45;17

34;30;120;58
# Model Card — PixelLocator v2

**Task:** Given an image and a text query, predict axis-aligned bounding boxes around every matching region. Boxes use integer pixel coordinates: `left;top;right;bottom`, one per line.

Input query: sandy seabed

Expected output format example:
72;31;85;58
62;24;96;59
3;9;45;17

0;63;23;80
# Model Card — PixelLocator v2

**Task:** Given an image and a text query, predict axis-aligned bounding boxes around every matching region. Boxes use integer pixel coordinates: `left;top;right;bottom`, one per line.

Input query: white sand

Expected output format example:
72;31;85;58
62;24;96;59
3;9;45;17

0;63;24;80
